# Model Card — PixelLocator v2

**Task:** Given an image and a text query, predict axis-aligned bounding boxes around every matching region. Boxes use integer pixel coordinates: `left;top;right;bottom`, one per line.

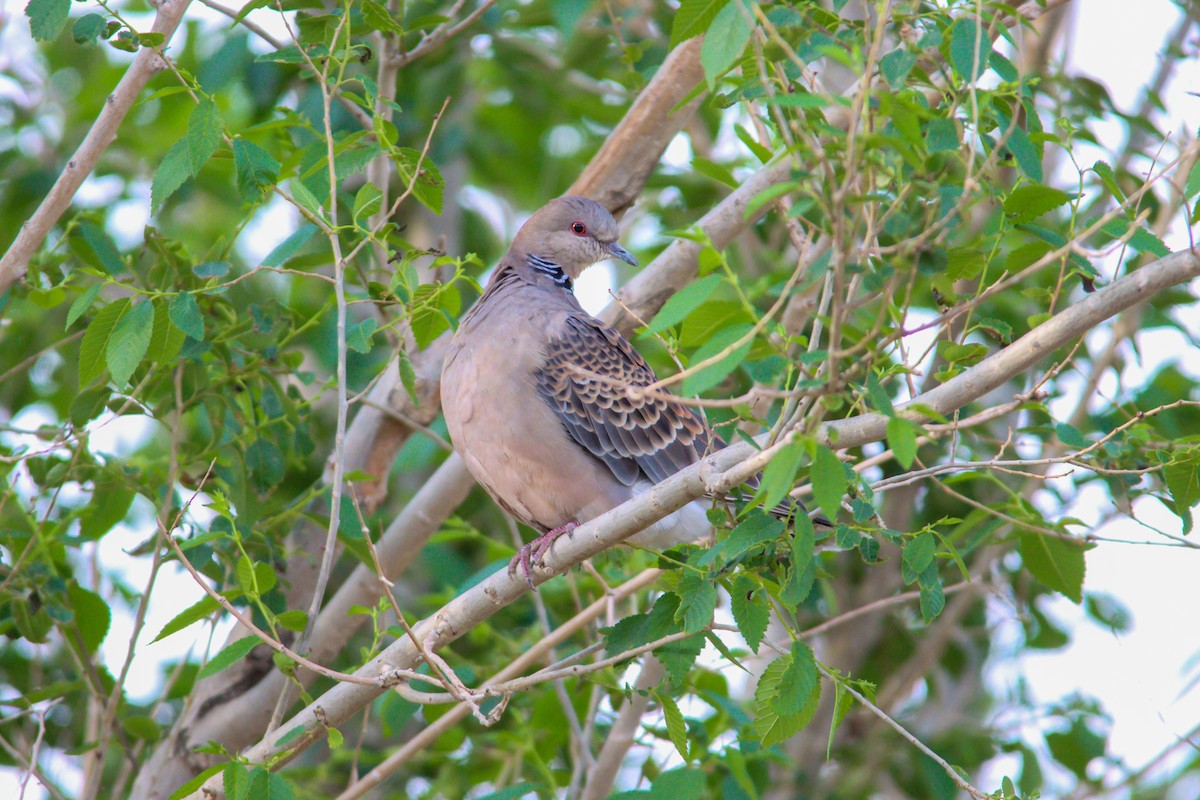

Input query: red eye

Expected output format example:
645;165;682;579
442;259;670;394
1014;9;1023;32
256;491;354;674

570;221;587;236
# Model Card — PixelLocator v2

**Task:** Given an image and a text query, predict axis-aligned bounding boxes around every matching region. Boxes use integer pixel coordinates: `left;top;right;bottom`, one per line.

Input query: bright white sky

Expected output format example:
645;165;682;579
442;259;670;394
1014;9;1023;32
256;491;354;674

2;1;1200;798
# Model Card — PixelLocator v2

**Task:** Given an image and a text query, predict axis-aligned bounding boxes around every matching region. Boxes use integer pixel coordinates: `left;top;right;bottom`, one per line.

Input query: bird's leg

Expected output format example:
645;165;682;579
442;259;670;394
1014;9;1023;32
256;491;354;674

509;522;579;588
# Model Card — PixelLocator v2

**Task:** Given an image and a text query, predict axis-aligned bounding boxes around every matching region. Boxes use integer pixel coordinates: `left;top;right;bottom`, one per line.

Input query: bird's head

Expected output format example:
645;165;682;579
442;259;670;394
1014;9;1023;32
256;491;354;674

512;195;638;281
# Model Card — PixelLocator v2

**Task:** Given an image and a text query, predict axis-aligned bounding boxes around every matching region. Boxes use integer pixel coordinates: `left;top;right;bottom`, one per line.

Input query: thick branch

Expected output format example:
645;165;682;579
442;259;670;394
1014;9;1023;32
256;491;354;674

186;245;1200;796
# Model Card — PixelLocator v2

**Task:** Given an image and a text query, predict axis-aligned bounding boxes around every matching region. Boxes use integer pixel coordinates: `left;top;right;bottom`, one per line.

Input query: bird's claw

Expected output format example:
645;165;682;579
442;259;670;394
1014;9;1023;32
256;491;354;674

508;522;579;589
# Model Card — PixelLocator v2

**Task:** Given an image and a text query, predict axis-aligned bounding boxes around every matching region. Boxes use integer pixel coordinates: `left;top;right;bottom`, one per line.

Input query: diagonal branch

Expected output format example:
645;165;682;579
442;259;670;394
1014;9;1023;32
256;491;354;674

0;0;195;294
185;244;1200;796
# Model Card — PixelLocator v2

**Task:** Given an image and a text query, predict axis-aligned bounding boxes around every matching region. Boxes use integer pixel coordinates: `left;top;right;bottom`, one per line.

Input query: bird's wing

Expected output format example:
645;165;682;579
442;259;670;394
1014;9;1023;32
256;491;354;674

535;316;711;487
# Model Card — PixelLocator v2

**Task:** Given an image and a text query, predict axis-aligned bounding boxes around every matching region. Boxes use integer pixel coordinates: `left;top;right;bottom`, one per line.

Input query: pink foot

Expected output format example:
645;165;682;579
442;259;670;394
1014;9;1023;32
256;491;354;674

509;522;579;588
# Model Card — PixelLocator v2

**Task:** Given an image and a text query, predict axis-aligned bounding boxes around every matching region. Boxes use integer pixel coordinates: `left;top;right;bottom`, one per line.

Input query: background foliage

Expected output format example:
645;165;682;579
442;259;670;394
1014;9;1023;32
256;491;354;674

2;0;1199;798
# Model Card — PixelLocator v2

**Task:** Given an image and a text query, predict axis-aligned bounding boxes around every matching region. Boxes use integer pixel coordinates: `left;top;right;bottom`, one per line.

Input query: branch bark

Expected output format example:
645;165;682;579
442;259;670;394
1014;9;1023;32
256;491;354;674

185;245;1200;797
0;0;194;294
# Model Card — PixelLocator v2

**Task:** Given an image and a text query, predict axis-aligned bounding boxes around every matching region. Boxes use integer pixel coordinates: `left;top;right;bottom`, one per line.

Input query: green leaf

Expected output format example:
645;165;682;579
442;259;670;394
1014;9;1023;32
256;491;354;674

79;484;133;540
708;511;784;566
246;439;285;493
919;569;946;623
827;680;853;759
169;292;204;340
289;179;324;218
902;532;936;575
1164;452;1200;534
776;640;818;716
1185;158;1200;200
352;183;383;226
925;117;960;153
679;322;753;396
649;767;705;798
167;764;225;800
193;261;231;279
66;285;101;330
79;221;125;275
346;318;377;353
152;595;222;643
197;635;261;679
106;300;154;387
1018;531;1087;604
69;307;117;386
147;299;185;364
361;0;404;33
233;137;281;203
810;444;845;522
151;138;193;213
671;0;730;47
643;274;724;335
949;18;988;83
71;12;106;44
700;0;752;87
25;0;70;41
657;691;689;760
1004;125;1043;182
262;224;317;267
730;575;769;653
187;98;223;175
1054;422;1088;449
880;48;916;89
757;440;804;511
1004;184;1071;225
675;572;717;634
886;416;919;469
759;93;826;109
67;584;111;655
753;656;820;746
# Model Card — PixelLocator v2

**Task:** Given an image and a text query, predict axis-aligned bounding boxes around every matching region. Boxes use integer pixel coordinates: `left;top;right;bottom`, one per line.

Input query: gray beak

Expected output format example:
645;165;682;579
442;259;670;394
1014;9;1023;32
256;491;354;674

607;242;638;267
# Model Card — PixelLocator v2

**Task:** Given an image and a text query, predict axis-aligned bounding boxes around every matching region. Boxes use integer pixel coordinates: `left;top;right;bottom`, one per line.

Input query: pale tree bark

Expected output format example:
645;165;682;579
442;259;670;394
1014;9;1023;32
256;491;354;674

183;246;1200;798
133;36;707;800
0;0;194;294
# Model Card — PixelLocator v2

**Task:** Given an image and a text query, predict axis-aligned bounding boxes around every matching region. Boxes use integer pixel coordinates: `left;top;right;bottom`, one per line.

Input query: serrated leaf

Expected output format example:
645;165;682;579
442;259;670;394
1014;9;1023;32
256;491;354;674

197;635;261;679
810;444;845;522
657;691;689;760
777;640;818;716
730;575;769;653
66;285;101;330
152;595;222;643
262;224;317;267
246;439;285;493
679;322;753;396
1018;531;1086;603
25;0;70;41
902;532;936;575
756;440;804;511
79;484;133;540
289;179;324;218
754;656;820;746
169;292;204;340
949;18;988;83
193;261;230;279
233;137;281;203
152;138;193;213
187;98;223;175
1164;452;1200;534
643;274;724;335
72;12;106;44
887;416;918;469
167;764;225;800
352;183;383;225
1004;125;1042;182
361;0;403;33
79;220;125;275
671;0;730;47
708;511;784;566
106;299;154;387
675;572;717;634
346;318;377;353
1055;422;1088;449
827;680;853;759
1004;184;1071;225
880;47;916;89
67;584;111;655
700;0;752;88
